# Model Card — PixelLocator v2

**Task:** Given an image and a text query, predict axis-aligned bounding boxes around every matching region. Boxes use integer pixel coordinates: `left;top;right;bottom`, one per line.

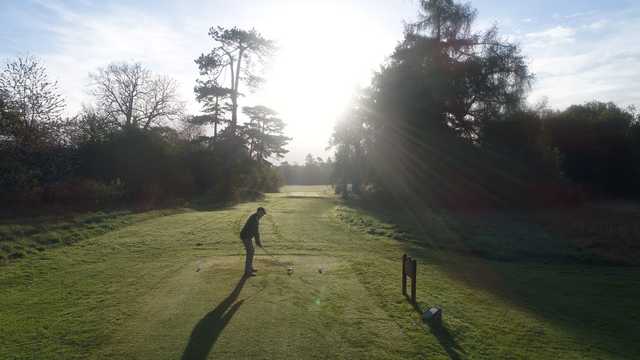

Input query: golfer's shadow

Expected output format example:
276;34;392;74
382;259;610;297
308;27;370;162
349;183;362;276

181;275;248;360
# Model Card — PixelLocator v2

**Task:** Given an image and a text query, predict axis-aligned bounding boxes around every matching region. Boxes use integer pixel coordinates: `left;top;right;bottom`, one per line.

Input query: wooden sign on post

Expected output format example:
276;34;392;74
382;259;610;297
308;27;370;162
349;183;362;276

402;254;417;304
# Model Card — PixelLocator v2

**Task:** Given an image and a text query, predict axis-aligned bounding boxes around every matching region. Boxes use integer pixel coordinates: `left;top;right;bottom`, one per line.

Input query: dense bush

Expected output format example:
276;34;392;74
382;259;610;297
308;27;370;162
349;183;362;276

482;102;640;200
548;102;640;197
0;125;283;209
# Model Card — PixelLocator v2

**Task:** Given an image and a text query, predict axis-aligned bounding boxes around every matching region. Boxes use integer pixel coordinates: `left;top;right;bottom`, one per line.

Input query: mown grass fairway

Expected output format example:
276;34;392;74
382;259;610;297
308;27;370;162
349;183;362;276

1;186;639;359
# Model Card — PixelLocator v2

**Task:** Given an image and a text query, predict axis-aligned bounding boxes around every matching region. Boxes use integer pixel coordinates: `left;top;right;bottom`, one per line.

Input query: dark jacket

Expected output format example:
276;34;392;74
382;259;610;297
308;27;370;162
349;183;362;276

240;213;261;244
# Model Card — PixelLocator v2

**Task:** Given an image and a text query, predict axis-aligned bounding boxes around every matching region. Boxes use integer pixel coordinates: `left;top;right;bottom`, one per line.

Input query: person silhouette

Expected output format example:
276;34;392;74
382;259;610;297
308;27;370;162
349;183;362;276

239;207;266;276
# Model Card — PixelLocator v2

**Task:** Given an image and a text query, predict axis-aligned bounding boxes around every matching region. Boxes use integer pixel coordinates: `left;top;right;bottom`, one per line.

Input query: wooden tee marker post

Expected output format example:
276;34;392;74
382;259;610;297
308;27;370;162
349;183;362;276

402;254;417;305
402;254;444;325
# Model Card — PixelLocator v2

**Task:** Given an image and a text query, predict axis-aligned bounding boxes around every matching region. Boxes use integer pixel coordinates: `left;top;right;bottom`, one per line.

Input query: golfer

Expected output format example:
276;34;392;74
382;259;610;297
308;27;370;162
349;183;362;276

240;207;266;277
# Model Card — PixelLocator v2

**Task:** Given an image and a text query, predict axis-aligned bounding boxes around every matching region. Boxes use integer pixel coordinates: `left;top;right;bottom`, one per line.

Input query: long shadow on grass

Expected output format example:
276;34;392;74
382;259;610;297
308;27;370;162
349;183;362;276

411;302;465;359
427;323;464;360
181;275;248;360
343;199;640;358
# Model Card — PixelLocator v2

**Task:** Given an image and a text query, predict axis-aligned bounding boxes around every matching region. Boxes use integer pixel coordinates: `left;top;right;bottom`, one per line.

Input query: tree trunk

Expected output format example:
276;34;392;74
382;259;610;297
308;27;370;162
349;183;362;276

248;118;255;159
213;96;219;143
230;48;245;136
231;94;238;134
259;119;265;163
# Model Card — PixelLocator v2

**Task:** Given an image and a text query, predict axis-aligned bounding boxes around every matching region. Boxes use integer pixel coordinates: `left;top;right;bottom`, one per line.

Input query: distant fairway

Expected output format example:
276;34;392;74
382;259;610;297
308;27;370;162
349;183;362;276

1;186;638;359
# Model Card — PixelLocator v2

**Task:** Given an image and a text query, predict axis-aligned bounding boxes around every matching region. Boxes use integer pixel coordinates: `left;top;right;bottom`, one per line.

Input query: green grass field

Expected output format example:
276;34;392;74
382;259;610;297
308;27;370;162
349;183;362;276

1;186;639;359
0;208;185;262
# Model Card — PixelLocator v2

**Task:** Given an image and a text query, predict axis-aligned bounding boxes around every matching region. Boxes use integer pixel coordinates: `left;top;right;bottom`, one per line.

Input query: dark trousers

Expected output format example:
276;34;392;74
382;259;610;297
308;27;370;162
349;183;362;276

241;237;255;274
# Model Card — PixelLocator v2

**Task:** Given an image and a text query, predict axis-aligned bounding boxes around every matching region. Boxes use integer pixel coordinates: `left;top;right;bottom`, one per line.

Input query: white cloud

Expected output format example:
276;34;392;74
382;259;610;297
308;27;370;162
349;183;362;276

522;10;640;109
584;20;608;31
525;26;576;47
563;10;598;19
31;1;207;115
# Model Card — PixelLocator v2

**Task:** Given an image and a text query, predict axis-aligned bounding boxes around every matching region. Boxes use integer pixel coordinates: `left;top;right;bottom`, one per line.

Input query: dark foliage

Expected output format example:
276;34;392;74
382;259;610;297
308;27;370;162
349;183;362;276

547;102;640;197
482;101;640;199
1;123;282;208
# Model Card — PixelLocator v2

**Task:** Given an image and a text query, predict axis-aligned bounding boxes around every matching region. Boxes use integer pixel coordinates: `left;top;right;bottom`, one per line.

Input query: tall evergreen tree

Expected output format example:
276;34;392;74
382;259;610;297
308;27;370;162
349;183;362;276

331;0;533;205
195;27;275;135
242;105;290;164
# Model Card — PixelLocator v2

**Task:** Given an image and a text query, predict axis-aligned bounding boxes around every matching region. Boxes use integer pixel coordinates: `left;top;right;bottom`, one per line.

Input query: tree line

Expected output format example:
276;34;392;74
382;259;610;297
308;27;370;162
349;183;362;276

278;154;334;185
331;0;640;208
0;27;290;209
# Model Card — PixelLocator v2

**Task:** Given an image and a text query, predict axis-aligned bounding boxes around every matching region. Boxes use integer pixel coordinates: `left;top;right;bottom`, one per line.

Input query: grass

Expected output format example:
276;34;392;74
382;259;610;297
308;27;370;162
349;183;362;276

0;208;184;263
1;185;638;359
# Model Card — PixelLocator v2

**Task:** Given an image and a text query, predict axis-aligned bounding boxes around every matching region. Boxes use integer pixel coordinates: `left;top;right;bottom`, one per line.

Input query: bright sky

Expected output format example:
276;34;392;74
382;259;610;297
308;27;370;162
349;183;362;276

1;0;639;163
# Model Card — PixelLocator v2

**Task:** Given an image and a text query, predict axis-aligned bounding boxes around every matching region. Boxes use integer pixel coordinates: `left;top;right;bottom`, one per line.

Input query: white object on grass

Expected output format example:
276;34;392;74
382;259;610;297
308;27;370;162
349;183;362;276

422;307;443;323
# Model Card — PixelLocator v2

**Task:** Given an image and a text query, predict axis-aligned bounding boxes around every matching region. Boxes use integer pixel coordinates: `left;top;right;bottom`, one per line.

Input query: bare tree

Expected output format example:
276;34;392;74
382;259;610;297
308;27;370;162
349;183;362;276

90;62;184;130
0;56;65;129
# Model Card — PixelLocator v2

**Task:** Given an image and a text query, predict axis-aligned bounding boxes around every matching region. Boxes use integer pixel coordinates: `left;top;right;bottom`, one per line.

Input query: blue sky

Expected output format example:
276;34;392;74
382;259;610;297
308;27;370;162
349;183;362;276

1;0;639;163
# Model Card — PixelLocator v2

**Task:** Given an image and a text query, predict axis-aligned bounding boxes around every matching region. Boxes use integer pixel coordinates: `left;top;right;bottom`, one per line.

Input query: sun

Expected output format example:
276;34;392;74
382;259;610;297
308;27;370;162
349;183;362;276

250;1;391;162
